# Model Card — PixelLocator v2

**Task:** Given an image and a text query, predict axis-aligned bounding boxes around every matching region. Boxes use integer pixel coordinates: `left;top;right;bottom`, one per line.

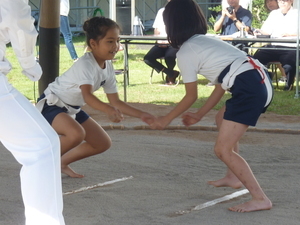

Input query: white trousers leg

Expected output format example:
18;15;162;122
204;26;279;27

0;75;65;225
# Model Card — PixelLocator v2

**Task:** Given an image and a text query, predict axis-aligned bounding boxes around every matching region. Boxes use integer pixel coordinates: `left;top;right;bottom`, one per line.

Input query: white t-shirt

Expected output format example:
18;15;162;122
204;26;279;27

48;52;118;106
261;7;298;38
60;0;70;16
152;7;166;36
261;7;298;47
177;35;247;84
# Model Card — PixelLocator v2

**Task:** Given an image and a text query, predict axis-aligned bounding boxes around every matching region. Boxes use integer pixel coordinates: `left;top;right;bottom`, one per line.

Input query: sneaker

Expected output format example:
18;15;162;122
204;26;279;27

278;77;287;83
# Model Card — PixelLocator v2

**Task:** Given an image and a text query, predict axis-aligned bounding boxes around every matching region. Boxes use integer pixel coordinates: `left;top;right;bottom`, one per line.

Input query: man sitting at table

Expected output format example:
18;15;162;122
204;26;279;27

214;0;252;36
253;0;298;91
143;0;179;85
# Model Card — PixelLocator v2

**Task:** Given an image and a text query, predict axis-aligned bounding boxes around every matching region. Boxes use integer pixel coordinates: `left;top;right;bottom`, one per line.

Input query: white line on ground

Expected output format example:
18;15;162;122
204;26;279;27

175;189;249;216
63;176;134;196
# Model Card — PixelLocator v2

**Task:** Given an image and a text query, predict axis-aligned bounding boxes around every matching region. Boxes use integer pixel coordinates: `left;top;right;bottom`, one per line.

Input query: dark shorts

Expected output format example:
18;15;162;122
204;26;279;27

37;94;90;125
223;69;273;126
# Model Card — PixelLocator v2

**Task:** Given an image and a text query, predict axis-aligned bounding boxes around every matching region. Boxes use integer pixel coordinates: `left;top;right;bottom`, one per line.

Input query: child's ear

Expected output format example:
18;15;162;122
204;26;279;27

89;39;97;49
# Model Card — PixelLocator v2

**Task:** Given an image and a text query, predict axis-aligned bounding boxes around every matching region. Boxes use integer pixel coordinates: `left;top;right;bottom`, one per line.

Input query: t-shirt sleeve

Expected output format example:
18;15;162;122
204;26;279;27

261;11;275;34
152;8;164;29
72;60;96;87
242;10;252;27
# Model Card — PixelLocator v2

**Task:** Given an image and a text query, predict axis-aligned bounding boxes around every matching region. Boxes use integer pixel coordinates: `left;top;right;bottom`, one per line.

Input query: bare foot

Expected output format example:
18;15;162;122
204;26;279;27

207;176;243;189
229;198;272;212
62;165;84;178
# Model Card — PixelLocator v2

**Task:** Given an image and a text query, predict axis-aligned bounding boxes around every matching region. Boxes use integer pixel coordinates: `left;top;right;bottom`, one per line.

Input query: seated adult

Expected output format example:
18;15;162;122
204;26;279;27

264;0;286;83
253;0;298;91
214;0;252;36
143;0;179;85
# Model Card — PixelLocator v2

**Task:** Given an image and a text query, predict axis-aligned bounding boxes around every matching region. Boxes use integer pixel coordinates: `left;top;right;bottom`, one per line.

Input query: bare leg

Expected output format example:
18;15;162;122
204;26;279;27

60;117;111;177
215;119;272;212
208;106;243;189
52;113;86;177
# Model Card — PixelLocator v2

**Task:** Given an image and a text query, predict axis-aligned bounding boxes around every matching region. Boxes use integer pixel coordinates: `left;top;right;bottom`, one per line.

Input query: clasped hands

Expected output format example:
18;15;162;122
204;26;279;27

142;111;202;130
106;107;202;129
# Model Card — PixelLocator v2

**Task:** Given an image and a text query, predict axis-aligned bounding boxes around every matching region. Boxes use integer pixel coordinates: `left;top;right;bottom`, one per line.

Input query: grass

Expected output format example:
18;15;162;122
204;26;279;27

5;34;300;116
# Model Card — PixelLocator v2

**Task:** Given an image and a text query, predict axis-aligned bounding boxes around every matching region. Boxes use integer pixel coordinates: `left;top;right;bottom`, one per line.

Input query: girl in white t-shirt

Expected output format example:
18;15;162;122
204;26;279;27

37;17;155;178
150;0;273;213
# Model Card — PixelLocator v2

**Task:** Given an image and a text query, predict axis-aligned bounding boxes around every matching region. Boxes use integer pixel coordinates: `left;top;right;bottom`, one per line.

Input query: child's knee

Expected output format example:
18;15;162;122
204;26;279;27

214;146;223;159
94;136;112;154
69;128;86;146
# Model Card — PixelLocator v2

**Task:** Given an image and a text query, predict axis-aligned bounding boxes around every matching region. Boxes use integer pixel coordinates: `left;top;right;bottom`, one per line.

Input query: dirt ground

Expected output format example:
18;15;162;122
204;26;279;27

0;103;299;225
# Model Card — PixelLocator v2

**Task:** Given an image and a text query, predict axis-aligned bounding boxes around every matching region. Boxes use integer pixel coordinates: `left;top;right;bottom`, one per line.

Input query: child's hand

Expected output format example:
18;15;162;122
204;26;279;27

140;112;156;126
182;112;201;127
107;106;124;123
149;116;169;130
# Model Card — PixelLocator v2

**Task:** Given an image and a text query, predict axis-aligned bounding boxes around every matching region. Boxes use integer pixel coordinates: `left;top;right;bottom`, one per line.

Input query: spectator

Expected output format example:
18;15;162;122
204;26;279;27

264;0;287;83
253;0;298;91
60;0;79;61
214;0;252;35
143;0;179;85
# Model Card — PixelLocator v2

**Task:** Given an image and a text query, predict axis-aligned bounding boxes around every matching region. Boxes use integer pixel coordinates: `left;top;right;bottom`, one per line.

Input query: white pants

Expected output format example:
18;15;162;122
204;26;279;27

0;74;65;225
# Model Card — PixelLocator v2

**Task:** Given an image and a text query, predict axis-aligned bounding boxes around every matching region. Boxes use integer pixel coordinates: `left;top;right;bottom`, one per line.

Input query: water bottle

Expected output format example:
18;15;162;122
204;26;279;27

239;26;246;38
133;16;142;36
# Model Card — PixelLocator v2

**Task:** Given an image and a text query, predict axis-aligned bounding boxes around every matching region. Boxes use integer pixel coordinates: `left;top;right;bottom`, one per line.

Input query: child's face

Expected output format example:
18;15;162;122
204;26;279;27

91;27;120;63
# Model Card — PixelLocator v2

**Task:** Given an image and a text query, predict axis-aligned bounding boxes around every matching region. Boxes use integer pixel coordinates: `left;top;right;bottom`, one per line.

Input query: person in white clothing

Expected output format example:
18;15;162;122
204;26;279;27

0;0;65;224
37;16;155;178
150;0;273;213
253;0;298;90
60;0;78;61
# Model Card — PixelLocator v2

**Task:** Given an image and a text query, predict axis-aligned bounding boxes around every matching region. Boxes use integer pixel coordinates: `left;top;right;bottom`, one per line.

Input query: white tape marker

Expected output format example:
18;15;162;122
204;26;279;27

175;189;249;215
193;189;249;210
63;176;134;195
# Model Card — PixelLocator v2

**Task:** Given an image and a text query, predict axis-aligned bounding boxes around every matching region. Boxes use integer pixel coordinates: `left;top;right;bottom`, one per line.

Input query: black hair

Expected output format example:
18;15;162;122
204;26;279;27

82;16;120;48
163;0;208;49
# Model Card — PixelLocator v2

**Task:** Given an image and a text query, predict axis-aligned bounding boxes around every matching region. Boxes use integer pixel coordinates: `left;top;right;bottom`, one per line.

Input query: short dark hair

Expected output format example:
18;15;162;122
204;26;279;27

83;16;120;48
163;0;208;49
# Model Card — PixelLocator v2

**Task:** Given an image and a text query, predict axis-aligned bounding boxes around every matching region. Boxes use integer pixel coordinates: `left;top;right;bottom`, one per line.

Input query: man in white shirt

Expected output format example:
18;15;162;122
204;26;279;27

253;0;298;90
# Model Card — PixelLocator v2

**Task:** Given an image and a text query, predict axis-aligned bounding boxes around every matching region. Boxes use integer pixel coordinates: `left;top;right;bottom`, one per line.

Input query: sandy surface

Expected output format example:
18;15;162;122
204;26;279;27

0;103;300;225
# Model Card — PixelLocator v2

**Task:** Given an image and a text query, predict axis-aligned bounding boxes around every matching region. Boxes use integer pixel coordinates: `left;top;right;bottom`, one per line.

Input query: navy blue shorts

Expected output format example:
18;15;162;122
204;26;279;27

223;69;273;126
37;94;90;125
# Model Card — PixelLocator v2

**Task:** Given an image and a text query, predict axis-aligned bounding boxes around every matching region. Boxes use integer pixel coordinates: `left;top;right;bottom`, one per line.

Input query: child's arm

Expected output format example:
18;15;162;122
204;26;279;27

81;84;124;123
106;93;156;125
182;84;225;126
150;81;198;129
